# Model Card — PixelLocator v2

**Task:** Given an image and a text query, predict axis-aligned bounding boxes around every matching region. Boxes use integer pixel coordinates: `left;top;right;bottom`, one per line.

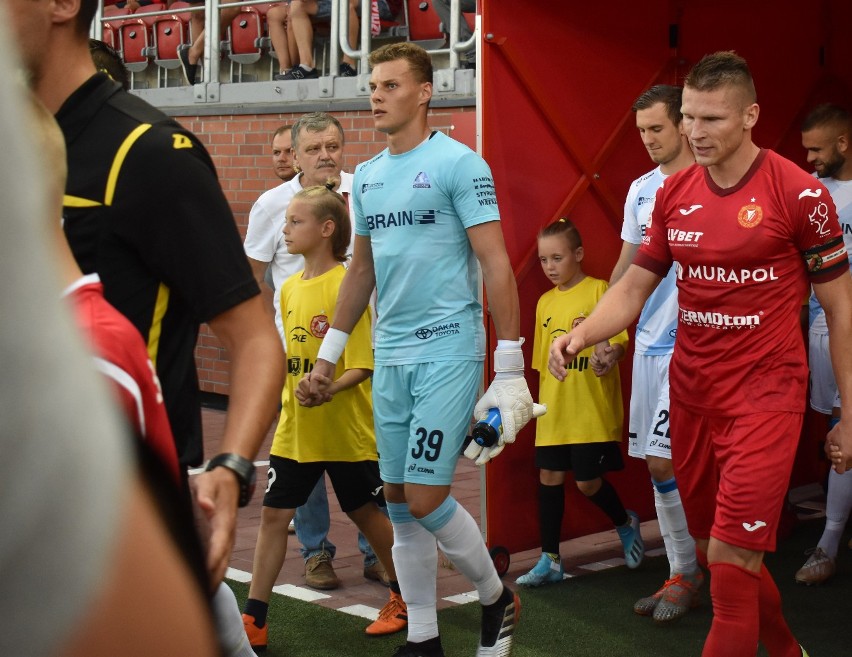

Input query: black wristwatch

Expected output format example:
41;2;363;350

205;453;257;507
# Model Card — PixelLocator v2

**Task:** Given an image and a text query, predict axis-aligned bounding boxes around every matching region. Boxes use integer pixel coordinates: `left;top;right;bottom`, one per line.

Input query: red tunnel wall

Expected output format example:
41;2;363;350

479;0;852;555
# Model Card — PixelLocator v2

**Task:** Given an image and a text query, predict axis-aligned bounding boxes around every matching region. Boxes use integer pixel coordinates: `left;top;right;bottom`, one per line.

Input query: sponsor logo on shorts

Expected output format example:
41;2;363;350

407;464;435;474
743;520;767;532
414;322;461;340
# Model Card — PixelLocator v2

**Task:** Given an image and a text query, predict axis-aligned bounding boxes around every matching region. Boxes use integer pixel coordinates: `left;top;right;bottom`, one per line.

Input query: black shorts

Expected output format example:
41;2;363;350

535;442;624;481
263;455;385;513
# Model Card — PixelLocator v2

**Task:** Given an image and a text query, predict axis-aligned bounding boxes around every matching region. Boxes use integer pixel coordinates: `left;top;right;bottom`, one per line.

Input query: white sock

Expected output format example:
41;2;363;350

391;517;439;642
654;486;675;577
818;469;852;559
654;480;697;575
426;501;503;606
212;582;256;657
299;64;314;72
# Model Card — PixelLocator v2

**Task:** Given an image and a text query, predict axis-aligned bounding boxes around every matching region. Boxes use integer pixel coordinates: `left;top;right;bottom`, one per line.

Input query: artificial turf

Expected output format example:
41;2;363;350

228;518;850;656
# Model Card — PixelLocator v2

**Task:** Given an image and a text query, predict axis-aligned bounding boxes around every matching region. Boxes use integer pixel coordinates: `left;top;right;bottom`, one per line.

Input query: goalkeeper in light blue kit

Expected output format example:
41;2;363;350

303;42;542;657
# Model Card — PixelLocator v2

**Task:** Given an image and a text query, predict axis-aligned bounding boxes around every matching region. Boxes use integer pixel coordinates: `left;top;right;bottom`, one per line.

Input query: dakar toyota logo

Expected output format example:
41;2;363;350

310;314;330;338
415;328;433;340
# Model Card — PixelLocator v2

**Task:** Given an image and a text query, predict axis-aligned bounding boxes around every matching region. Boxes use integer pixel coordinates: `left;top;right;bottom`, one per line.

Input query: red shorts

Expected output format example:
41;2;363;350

669;404;802;552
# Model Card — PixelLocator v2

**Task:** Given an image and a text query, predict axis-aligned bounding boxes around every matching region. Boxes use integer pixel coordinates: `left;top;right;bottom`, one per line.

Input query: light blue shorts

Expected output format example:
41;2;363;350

373;360;482;486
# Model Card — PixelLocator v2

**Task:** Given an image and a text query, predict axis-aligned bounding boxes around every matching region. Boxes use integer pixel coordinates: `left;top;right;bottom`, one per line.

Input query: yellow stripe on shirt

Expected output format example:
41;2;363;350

105;123;151;207
147;283;170;366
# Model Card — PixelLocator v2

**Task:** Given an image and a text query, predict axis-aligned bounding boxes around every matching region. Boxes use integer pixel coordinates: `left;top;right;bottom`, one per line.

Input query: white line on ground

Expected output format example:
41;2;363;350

338;604;380;620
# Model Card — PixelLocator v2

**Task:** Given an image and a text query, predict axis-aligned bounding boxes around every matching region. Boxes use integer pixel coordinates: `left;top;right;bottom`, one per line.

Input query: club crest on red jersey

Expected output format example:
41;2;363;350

310;314;330;338
737;201;763;228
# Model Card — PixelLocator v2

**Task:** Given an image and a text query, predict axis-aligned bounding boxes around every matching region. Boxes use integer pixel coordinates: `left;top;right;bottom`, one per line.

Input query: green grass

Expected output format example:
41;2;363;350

229;519;850;656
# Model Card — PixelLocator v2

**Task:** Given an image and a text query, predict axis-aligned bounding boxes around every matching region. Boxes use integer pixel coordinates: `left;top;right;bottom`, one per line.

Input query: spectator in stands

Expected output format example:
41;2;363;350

89;38;129;90
433;0;475;69
177;0;241;85
245;113;389;590
9;2;285;653
281;0;399;79
267;3;298;80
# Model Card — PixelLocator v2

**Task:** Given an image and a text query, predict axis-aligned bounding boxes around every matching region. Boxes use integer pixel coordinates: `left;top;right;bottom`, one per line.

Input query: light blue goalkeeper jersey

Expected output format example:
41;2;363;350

353;131;499;365
621;166;679;355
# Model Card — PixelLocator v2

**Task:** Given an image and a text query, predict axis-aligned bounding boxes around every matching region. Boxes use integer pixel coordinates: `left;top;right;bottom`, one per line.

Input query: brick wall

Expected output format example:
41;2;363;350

184;106;474;395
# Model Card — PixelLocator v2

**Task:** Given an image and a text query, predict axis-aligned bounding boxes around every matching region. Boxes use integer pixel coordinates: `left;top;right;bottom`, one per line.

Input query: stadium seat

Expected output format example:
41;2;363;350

405;0;443;45
151;11;191;86
227;7;263;81
118;18;151;74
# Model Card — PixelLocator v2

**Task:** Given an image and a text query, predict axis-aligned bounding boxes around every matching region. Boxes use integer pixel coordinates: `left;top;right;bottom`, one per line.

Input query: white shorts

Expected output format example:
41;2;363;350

809;330;841;413
628;353;673;460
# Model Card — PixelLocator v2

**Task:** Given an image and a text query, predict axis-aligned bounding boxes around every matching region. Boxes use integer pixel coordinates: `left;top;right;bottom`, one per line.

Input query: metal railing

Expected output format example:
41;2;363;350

94;0;476;95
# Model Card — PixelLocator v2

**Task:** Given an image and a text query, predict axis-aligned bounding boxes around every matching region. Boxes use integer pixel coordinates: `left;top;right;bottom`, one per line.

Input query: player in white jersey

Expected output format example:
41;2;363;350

796;103;852;586
609;85;702;622
305;43;539;657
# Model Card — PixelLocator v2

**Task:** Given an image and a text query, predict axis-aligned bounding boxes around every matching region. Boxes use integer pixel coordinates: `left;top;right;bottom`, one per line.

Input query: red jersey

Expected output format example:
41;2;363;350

67;275;180;482
635;149;848;416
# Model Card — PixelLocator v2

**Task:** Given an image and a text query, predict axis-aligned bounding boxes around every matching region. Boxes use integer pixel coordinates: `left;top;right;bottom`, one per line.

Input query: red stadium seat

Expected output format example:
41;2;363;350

227;7;263;81
118;19;150;72
405;0;443;42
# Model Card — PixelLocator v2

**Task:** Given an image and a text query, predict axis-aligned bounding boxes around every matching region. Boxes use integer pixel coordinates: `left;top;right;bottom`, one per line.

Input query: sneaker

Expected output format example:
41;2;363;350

177;45;197;85
304;551;340;590
242;613;267;653
365;590;407;636
795;547;836;585
652;569;704;623
515;553;564;587
616;510;645;569
390;638;445;657
477;586;520;657
273;71;291;81
339;62;357;77
364;560;390;586
280;66;319;80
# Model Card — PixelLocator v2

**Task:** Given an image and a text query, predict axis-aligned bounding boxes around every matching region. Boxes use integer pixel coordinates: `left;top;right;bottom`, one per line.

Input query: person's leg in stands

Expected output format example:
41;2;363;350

183;3;241;71
432;0;476;65
268;3;296;77
287;0;320;74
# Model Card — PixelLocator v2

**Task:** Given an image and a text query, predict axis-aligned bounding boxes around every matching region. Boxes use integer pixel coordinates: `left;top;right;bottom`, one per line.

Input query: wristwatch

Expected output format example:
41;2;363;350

204;453;257;507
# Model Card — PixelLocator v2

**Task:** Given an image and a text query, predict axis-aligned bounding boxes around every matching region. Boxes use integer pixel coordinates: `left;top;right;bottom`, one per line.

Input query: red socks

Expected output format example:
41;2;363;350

703;562;800;657
703;562;760;656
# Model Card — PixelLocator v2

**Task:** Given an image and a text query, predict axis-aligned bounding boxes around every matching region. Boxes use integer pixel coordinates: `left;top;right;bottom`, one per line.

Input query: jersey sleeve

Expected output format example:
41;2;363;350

116;124;259;323
353;166;369;237
634;181;674;278
244;196;277;263
446;150;501;229
788;180;848;283
620;180;643;244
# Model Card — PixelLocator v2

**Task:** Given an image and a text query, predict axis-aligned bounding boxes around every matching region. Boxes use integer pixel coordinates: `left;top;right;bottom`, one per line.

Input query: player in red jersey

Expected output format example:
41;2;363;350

549;51;852;657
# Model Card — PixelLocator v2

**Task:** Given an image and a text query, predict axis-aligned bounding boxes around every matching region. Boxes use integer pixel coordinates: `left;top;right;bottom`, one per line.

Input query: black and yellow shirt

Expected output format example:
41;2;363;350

57;74;259;466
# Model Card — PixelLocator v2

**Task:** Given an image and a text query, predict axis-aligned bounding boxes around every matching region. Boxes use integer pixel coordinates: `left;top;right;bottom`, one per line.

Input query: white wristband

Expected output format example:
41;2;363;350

494;338;524;373
316;328;350;365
